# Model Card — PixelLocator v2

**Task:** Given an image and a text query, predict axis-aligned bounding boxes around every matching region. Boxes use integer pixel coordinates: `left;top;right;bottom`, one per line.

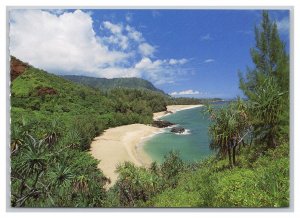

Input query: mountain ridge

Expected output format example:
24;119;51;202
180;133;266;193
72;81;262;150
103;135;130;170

61;75;165;94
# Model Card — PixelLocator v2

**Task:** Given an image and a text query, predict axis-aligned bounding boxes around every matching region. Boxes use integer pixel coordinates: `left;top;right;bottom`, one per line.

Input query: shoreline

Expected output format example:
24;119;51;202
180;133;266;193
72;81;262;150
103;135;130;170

89;104;203;187
153;104;203;120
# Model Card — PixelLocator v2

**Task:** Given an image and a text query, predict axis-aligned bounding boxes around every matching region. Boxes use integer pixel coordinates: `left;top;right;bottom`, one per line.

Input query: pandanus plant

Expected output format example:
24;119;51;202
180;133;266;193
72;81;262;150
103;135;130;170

43;119;60;147
12;134;48;207
206;100;250;167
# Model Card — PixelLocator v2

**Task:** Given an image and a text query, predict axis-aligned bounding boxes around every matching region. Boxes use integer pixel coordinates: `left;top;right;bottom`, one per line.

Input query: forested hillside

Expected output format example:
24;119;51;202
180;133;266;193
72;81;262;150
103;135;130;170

61;75;164;93
10;60;172;207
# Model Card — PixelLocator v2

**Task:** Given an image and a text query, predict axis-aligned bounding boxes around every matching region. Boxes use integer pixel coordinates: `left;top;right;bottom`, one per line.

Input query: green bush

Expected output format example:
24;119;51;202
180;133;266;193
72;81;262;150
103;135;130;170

115;162;163;207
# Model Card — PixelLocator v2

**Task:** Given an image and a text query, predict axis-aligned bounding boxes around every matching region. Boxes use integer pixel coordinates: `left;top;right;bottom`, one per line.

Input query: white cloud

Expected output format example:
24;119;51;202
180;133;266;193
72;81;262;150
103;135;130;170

203;59;215;63
102;21;123;34
104;34;129;50
102;21;130;50
93;67;140;79
44;9;66;15
201;34;212;41
170;90;200;96
276;17;289;34
138;43;155;57
135;57;161;70
169;58;188;65
10;10;128;74
126;25;143;42
9;9;190;86
134;57;183;85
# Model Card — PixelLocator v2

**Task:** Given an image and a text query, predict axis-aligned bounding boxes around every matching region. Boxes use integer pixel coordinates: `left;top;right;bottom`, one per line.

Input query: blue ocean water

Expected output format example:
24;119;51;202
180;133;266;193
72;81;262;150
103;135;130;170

143;106;214;163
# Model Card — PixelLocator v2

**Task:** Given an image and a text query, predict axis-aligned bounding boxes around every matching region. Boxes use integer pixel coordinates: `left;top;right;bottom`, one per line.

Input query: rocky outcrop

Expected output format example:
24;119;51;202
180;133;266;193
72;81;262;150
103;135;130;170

152;120;175;128
10;56;30;81
36;87;58;96
170;126;185;134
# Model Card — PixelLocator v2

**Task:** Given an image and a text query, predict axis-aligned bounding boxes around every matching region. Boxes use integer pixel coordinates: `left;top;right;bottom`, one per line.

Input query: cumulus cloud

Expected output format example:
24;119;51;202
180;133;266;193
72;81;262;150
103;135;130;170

138;43;156;57
44;9;66;15
170;90;200;96
9;9;189;85
276;16;289;34
102;21;123;34
126;25;143;42
10;10;128;74
101;21;130;50
135;58;176;85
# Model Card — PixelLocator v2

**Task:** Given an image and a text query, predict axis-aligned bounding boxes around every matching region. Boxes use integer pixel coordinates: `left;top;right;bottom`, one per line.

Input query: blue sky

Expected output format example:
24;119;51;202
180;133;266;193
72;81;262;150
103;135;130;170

10;9;290;99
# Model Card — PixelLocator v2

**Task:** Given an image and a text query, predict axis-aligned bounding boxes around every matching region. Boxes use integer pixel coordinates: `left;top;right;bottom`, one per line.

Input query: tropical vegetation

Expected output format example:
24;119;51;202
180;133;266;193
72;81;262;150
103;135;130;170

10;11;289;208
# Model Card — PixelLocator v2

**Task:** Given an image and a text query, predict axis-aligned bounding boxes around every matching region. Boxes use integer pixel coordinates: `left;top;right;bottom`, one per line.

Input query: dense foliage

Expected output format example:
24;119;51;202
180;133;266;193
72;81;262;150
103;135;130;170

10;11;289;208
239;11;289;148
11;133;107;207
10;65;171;206
146;143;289;207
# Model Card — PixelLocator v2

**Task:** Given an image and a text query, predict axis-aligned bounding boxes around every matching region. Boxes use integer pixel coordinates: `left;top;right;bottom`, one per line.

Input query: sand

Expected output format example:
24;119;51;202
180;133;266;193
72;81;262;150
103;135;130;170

153;104;203;120
89;124;160;187
90;104;203;187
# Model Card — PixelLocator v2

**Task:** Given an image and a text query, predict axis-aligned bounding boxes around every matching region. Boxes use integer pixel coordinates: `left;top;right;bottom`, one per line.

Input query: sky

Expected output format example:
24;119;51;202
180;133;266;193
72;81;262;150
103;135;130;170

9;9;290;99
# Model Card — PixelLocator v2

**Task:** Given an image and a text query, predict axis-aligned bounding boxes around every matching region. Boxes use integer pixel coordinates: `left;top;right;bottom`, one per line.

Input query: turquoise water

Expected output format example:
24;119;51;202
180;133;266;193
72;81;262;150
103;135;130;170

143;106;213;163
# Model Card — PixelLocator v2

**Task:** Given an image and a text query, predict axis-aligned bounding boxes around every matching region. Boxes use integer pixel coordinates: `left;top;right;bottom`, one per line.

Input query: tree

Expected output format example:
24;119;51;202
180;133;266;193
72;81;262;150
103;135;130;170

206;100;250;166
239;11;289;148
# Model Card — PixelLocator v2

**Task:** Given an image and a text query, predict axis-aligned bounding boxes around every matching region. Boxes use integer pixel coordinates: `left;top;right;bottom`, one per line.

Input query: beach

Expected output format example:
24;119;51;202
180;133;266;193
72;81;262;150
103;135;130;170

90;104;203;187
153;104;203;120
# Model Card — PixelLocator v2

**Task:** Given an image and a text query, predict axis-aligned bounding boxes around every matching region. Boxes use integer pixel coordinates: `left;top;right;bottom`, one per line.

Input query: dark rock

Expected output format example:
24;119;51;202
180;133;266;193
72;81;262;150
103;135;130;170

170;126;185;133
152;120;175;128
10;56;30;81
36;87;58;96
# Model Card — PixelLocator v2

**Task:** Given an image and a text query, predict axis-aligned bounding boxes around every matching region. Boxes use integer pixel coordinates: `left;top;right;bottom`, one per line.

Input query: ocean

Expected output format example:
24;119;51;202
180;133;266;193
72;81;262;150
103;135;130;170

143;105;214;163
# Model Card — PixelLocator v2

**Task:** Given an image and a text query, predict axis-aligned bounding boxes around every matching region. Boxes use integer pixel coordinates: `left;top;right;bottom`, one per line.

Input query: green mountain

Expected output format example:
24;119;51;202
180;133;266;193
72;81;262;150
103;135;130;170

61;75;165;93
11;62;169;137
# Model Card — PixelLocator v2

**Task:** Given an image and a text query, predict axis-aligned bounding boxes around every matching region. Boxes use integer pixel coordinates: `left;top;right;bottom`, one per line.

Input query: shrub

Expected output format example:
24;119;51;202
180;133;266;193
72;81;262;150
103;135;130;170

115;162;163;207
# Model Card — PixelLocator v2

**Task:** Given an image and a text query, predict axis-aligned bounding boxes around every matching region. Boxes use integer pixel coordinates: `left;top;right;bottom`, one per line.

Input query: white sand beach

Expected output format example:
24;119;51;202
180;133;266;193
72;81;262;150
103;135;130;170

89;124;160;187
90;104;203;187
153;104;203;120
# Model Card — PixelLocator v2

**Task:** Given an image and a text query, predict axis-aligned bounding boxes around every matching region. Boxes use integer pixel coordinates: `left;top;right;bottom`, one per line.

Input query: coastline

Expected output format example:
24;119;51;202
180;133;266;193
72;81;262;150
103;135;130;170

153;104;203;120
90;104;203;187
